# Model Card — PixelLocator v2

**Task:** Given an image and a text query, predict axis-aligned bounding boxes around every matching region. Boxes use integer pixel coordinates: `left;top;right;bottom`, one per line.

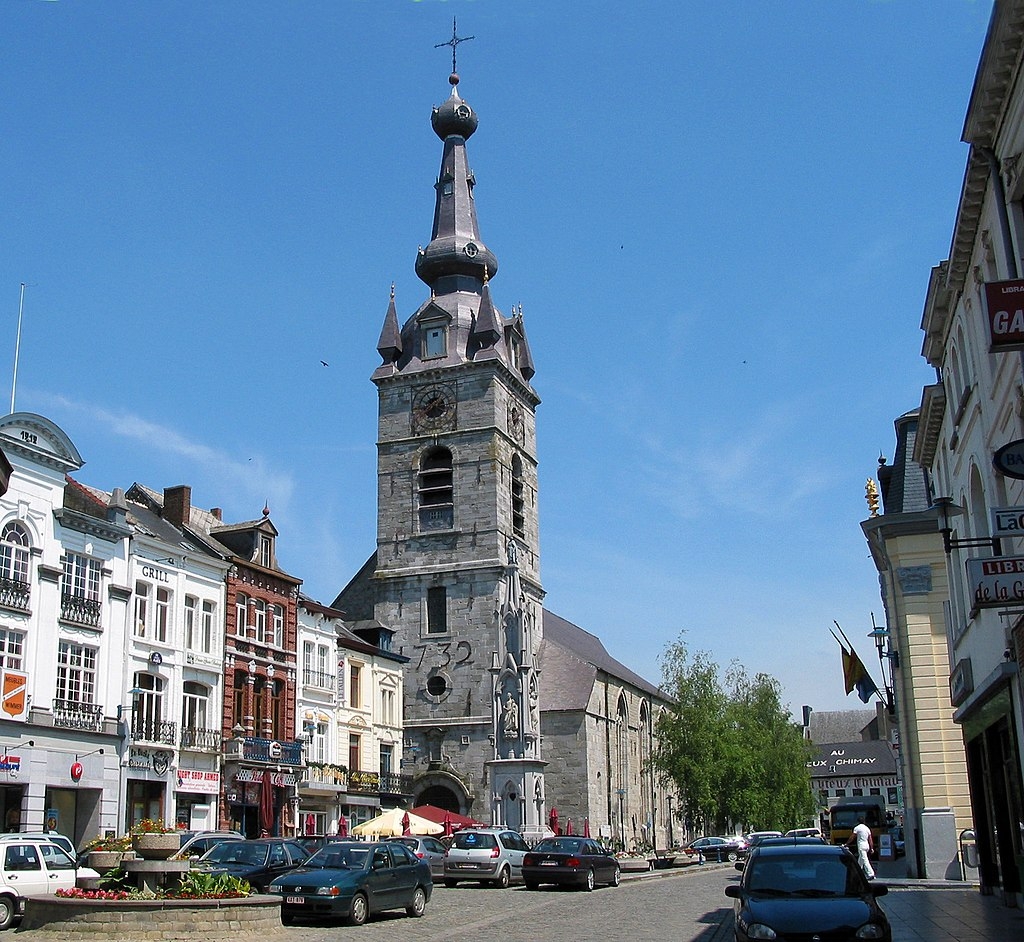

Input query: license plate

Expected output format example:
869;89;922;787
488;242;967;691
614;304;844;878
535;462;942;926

285;896;305;905
540;861;558;866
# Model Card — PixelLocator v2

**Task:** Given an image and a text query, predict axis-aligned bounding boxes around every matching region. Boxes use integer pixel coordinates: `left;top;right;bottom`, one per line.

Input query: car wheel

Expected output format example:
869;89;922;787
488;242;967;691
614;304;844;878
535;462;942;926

0;895;13;931
349;892;369;926
444;879;459;888
609;866;621;887
524;880;539;890
727;851;738;862
495;866;511;889
584;869;595;891
406;886;427;918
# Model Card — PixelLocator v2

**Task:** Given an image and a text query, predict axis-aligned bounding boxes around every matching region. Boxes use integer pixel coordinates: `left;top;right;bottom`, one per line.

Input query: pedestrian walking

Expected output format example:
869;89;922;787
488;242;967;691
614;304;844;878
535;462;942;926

846;814;874;879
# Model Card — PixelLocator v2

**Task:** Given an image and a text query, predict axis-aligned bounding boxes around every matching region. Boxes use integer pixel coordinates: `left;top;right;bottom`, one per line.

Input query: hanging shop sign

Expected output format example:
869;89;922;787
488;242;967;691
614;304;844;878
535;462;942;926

965;555;1024;608
0;671;29;721
176;769;220;794
991;505;1024;536
984;279;1024;352
993;441;1024;479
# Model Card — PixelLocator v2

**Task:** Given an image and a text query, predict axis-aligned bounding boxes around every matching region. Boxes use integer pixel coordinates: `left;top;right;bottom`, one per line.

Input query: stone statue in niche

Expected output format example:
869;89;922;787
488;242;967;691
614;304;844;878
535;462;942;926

502;692;520;740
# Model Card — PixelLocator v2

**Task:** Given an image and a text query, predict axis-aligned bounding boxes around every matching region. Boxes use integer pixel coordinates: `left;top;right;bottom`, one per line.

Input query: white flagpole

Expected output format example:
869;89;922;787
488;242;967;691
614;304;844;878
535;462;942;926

10;283;26;415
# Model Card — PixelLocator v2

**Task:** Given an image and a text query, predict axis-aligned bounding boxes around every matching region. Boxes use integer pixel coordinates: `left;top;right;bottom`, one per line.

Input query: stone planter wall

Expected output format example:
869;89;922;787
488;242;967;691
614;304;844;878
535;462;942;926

131;832;180;860
20;895;283;939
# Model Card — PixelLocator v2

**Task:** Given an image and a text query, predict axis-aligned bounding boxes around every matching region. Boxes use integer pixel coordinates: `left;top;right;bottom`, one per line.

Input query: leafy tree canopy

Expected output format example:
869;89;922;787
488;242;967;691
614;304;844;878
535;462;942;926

653;634;816;837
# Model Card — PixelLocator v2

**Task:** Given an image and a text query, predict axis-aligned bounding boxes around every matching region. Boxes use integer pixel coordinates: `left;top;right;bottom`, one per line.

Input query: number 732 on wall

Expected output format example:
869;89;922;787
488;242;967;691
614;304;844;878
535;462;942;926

412;641;472;669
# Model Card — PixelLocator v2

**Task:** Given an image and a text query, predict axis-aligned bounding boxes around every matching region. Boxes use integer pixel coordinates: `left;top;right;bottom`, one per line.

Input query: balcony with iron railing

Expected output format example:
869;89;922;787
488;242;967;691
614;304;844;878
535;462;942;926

130;717;177;745
301;668;336;690
0;577;30;613
239;737;304;766
52;698;103;732
180;726;222;752
60;592;101;629
300;763;349;791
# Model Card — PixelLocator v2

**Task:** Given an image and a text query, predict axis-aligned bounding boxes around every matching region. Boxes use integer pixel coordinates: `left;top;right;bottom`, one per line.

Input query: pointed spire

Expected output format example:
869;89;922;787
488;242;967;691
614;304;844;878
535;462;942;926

516;305;536;381
376;283;403;364
472;267;501;349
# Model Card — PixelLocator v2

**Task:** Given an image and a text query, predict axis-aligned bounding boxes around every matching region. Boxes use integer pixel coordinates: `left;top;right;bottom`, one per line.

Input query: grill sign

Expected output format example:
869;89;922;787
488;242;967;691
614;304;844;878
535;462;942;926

993;440;1024;479
985;280;1024;351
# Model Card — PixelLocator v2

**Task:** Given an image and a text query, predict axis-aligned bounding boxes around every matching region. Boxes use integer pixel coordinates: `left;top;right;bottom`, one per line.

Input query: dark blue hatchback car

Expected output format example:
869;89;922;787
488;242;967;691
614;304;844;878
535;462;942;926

724;843;891;941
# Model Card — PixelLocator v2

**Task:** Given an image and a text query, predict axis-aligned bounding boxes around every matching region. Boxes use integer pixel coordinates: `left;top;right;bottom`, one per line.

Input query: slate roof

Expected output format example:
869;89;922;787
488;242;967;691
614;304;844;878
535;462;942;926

806;709;876;745
877;410;931;515
538;610;664;712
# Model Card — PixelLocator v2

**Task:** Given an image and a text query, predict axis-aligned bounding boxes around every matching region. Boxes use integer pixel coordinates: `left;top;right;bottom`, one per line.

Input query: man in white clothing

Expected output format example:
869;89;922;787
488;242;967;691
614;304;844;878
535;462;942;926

847;815;875;879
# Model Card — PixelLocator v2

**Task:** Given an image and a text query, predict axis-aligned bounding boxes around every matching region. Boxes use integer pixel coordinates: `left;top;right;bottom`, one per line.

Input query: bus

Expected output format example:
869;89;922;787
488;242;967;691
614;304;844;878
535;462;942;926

827;797;886;858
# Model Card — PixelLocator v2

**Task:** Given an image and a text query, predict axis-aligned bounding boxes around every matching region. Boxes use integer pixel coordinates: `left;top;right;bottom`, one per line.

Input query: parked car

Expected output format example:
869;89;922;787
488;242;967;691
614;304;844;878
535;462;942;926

725;842;891;942
740;831;783;858
394;835;448;878
521;836;621;891
785;827;823;840
684;836;746;862
270;840;432;926
173;830;244;860
295;835;344;856
0;837;80;929
443;827;530;888
195;838;309;891
0;832;77;860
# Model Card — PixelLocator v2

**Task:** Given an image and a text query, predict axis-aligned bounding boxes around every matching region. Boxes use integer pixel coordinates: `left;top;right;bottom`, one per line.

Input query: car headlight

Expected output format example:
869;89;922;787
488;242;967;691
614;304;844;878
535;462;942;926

316;886;341;896
855;924;886;940
268;883;282;893
744;925;777;941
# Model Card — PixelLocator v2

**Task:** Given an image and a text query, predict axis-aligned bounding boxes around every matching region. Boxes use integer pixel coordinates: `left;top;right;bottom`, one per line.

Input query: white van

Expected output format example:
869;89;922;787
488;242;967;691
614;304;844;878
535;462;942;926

0;837;78;928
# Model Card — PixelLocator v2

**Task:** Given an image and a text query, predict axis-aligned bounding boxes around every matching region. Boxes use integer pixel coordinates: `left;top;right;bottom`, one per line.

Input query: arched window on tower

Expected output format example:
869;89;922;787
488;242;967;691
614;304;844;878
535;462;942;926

418;447;454;531
511;455;525;537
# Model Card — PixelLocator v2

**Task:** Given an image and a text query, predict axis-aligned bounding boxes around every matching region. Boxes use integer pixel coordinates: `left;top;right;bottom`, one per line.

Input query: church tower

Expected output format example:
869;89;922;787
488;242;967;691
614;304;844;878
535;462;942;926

356;69;546;829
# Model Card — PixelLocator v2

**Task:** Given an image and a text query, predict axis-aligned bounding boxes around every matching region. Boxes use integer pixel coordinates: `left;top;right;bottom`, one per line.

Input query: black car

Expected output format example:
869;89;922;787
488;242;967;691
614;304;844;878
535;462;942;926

725;843;891;942
684;836;746;862
196;838;310;892
521;837;621;891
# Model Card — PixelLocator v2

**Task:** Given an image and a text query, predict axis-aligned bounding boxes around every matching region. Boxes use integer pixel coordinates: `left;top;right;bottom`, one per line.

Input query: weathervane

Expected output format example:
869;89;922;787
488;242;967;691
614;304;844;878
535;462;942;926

435;16;474;75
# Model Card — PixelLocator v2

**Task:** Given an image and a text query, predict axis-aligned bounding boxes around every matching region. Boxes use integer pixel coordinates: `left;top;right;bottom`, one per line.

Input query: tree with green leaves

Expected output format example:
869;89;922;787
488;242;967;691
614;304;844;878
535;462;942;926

653;635;816;838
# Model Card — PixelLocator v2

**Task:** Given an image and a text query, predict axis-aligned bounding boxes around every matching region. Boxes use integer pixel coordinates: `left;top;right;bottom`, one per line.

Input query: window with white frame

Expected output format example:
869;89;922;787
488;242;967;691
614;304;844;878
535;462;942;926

62;553;101;601
380;686;397;726
186;597;216;653
235;593;248;636
310;722;328;763
0;522;30;584
181;680;210;731
134;581;171;642
134;671;164;730
303;642;334;688
0;629;24;669
259;535;272;568
270;604;284;647
56;641;97;704
253;599;266;643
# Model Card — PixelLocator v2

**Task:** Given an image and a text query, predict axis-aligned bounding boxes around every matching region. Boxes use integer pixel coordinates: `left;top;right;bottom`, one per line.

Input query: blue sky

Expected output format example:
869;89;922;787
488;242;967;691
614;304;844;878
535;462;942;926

0;1;994;714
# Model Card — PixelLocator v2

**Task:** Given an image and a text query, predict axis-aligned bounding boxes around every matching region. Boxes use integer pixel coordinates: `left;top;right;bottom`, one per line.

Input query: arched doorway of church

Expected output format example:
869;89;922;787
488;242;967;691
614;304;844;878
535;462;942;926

417;785;460;812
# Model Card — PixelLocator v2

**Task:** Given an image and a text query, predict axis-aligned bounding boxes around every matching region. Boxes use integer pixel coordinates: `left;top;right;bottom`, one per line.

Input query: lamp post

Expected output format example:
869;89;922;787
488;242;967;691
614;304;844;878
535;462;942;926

666;795;674;849
868;621;898;715
933;496;1001;556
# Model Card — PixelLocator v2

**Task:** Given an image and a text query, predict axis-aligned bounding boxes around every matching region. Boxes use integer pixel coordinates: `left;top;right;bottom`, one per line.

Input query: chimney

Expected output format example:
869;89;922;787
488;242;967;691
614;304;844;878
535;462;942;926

211;507;223;521
164;485;192;528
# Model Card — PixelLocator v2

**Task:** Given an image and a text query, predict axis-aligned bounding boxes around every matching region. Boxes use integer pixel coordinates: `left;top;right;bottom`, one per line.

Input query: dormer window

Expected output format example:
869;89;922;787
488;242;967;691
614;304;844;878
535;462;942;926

259;534;272;568
423;324;447;359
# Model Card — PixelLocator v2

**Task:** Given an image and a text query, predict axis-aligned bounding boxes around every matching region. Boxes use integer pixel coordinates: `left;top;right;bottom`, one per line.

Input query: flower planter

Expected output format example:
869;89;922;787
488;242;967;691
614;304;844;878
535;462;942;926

616;856;653;872
131;832;180;860
87;850;132;871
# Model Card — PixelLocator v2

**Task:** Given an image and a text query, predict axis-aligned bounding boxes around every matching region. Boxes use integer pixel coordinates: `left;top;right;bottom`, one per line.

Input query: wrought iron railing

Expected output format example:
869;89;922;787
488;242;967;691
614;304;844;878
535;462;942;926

60;593;101;628
52;699;103;732
301;668;336;689
180;726;222;751
131;717;177;745
379;771;413;796
0;577;30;613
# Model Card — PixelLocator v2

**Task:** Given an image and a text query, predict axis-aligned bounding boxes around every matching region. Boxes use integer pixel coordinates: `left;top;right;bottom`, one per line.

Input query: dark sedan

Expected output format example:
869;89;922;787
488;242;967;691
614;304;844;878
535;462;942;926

195;838;310;892
270;840;432;926
521;837;620;891
725;843;891;942
685;836;746;862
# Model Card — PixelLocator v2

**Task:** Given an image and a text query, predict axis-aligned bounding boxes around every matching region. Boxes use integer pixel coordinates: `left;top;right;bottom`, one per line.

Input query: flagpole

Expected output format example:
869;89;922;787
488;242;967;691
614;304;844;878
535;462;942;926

10;283;27;415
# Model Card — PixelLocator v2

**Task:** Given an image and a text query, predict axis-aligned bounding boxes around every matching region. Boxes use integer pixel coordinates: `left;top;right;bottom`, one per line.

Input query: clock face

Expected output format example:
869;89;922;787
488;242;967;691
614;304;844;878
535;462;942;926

413;386;455;434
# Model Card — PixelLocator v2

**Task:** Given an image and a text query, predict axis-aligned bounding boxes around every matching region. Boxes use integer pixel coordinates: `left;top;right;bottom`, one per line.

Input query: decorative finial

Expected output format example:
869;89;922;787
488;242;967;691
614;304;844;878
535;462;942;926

865;478;880;517
435;16;474;78
262;501;271;518
483;264;489;285
390;282;395;299
878;453;887;467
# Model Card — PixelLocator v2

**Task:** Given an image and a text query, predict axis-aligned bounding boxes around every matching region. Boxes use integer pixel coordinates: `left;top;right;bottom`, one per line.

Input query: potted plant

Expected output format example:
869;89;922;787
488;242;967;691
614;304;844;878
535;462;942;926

129;819;179;860
81;834;133;871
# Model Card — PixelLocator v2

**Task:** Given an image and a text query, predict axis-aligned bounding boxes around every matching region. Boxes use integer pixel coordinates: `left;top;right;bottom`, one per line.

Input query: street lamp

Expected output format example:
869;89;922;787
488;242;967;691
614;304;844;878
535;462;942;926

933;497;1001;556
868;622;898;715
666;795;674;849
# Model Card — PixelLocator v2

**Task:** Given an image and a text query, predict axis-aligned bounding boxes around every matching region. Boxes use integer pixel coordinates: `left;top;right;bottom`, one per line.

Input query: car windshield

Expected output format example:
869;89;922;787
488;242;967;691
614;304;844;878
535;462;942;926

305;845;369;869
533;838;584;854
747;854;866;898
203;842;269;866
452;832;497;850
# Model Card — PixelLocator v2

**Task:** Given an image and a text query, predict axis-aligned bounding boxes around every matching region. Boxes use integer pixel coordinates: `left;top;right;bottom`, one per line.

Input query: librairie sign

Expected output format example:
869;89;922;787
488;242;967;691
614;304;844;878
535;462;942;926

984;279;1024;351
965;556;1024;608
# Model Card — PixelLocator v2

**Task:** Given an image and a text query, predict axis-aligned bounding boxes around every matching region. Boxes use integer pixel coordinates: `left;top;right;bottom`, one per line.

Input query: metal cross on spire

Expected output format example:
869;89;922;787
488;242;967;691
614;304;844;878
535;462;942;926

435;16;474;75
